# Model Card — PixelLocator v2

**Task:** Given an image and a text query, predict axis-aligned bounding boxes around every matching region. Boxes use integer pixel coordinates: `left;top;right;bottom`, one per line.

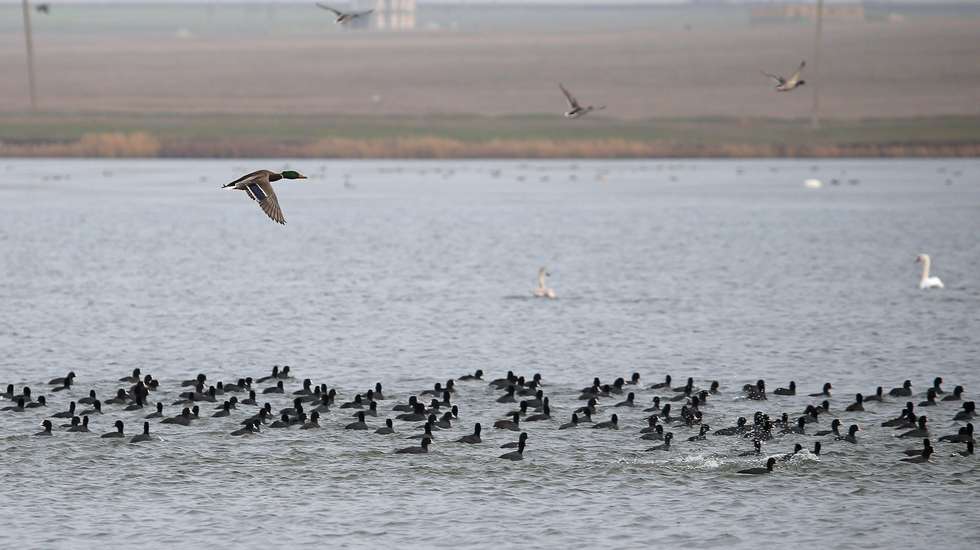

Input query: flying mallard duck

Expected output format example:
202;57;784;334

222;170;306;225
762;61;806;92
559;83;605;119
315;3;373;24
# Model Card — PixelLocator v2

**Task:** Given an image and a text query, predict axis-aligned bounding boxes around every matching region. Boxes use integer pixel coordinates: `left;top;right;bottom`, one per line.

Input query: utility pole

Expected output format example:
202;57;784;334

810;0;824;129
22;0;38;112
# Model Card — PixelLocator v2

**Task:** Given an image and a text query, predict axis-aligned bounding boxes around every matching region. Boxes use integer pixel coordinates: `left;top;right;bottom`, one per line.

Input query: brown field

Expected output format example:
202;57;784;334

0;4;978;157
2;12;979;118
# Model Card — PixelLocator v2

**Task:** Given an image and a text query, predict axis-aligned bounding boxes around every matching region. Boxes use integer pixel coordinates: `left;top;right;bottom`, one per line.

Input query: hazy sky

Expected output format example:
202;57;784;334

1;0;965;4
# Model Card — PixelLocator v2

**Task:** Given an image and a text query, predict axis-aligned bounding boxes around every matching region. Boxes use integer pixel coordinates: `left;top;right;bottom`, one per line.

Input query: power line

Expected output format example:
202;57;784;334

810;0;823;129
22;0;38;112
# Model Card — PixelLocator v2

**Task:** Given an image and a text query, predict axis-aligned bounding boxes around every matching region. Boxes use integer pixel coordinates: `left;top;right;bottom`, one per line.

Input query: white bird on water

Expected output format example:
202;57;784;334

915;254;944;289
534;267;557;299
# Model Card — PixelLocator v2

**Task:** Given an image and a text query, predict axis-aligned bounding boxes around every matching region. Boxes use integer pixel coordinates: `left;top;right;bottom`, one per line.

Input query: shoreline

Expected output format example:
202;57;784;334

2;113;978;159
2;139;977;159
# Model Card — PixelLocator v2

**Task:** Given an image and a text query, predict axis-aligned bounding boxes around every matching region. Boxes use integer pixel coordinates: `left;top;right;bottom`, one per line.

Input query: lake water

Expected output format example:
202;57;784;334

1;159;978;548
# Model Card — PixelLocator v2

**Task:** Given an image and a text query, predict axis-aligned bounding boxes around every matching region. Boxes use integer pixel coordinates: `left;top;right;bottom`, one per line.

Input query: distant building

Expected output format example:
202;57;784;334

352;0;416;31
750;3;866;23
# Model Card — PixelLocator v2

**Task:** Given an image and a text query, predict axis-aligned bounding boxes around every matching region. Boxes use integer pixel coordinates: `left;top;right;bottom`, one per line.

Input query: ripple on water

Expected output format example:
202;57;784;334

0;159;979;548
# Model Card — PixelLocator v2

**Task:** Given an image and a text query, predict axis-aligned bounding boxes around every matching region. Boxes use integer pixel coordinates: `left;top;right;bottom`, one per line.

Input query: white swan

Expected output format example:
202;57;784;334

533;267;557;299
916;254;944;289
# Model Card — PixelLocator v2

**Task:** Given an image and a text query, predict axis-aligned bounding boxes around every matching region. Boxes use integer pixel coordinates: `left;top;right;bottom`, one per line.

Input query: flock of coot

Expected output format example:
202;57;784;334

3;367;974;472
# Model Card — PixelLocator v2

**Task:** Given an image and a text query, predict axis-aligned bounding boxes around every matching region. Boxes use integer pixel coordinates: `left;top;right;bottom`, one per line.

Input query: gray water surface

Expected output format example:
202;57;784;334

1;159;978;548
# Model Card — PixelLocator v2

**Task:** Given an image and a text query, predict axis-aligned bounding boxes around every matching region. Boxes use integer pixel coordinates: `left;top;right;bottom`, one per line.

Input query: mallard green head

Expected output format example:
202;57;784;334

280;170;307;180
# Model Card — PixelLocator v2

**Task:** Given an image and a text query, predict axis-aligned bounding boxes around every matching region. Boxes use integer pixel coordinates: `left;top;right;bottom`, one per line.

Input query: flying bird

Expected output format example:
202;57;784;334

222;170;306;225
315;3;374;24
35;4;51;14
559;83;605;119
762;61;806;92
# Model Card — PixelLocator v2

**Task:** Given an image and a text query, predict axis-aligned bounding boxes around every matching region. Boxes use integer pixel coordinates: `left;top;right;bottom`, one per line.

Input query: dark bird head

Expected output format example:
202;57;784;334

280;170;307;180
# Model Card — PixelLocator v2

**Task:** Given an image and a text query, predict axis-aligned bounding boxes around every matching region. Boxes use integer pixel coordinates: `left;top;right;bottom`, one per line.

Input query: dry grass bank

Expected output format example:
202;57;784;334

0;132;162;157
3;131;978;159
